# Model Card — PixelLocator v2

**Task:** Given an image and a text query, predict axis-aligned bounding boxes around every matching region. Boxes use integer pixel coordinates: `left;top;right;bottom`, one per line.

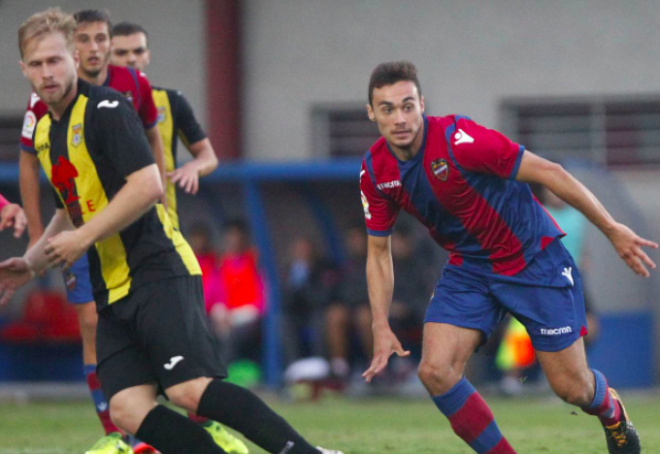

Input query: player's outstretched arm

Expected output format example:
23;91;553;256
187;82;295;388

19;151;44;246
0;209;71;306
362;234;410;383
168;138;218;195
45;164;163;270
516;150;658;277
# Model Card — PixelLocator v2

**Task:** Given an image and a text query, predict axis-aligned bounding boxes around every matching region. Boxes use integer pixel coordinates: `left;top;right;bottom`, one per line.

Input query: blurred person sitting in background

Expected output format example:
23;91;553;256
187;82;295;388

206;220;265;366
325;225;373;383
388;226;434;373
282;238;339;366
188;222;222;312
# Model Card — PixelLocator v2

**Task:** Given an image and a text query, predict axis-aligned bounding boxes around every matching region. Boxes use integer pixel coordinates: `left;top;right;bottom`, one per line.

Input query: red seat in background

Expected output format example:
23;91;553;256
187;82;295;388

0;291;80;343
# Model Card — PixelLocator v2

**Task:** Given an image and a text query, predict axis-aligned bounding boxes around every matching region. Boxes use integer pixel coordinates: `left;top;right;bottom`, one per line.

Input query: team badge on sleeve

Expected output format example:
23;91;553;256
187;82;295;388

22;111;37;140
71;123;82;147
431;158;449;181
361;191;372;220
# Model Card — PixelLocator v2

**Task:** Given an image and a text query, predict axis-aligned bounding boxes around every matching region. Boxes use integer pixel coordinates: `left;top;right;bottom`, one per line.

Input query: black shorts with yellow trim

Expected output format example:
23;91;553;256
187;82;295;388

97;275;227;401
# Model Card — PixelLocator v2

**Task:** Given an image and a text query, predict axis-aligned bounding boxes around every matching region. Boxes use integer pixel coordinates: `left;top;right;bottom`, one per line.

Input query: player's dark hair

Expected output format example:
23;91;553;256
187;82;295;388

112;22;149;46
73;9;113;37
368;61;422;106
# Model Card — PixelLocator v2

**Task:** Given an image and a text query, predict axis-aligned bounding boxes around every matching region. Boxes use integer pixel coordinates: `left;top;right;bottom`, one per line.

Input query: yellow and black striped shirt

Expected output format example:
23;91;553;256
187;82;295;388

31;80;201;310
151;86;206;230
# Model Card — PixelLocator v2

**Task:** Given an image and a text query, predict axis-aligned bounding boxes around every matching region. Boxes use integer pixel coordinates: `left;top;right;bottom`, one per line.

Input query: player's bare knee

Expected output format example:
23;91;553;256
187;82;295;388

326;305;348;326
109;398;143;435
76;303;98;332
550;374;593;407
166;377;212;412
418;360;459;394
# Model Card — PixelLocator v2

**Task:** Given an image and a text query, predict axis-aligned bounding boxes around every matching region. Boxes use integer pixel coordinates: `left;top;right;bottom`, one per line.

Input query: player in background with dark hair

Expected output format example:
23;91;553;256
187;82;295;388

5;9;344;454
16;8;167;454
360;61;655;454
110;22;247;454
0;193;26;238
110;22;218;231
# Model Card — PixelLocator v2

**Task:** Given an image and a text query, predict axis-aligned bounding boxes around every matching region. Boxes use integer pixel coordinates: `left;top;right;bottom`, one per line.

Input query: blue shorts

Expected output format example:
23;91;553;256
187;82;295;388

62;254;94;304
425;239;587;352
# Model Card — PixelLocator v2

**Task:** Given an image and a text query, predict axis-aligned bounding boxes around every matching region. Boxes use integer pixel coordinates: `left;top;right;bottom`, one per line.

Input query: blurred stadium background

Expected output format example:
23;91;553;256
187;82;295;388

1;1;659;452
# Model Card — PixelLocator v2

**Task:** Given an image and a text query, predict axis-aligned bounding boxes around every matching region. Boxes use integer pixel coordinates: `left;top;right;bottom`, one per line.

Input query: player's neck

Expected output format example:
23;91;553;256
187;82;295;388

79;65;108;86
49;78;79;121
388;121;425;161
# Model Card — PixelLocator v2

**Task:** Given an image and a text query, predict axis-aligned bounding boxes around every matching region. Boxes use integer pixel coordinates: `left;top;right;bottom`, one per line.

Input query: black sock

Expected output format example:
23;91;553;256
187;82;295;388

136;405;226;454
197;379;319;454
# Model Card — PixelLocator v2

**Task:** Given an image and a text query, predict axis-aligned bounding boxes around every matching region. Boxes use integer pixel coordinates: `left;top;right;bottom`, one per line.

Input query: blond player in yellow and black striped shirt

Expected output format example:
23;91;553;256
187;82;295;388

111;22;218;231
3;9;345;454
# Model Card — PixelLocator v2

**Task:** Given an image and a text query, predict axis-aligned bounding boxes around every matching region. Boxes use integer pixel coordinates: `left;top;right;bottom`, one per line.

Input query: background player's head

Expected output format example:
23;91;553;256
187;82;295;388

73;9;112;79
222;219;252;254
110;22;150;71
18;8;78;108
367;61;425;152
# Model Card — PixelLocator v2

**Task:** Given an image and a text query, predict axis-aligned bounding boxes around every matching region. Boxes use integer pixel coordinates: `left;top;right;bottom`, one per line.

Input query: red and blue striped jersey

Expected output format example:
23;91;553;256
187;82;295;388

360;115;564;276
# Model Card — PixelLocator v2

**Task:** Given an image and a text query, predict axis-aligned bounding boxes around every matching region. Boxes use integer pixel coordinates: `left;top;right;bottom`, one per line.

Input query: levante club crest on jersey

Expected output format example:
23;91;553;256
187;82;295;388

431;158;449;181
71;123;82;147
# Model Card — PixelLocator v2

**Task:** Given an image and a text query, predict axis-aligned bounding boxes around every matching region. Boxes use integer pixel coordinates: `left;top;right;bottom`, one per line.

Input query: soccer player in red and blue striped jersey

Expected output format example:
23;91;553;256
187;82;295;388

360;61;656;454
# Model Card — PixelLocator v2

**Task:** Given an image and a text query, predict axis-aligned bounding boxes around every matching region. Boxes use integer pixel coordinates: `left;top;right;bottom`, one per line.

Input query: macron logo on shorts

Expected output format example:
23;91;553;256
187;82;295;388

540;326;573;336
164;355;184;370
562;266;574;286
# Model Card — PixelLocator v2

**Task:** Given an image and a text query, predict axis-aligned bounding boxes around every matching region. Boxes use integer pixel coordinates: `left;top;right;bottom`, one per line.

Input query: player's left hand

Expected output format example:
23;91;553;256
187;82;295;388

607;222;658;277
168;162;200;195
45;230;90;271
0;203;27;239
0;257;34;306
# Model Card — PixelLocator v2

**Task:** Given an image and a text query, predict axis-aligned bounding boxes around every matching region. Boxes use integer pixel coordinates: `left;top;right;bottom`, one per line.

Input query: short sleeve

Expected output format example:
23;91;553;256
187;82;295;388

173;91;207;145
136;71;158;129
92;92;155;178
360;159;399;237
20;94;48;154
450;117;525;180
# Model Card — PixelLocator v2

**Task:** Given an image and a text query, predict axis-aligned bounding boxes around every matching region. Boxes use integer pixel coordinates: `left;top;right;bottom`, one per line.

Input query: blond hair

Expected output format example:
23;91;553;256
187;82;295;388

18;8;76;59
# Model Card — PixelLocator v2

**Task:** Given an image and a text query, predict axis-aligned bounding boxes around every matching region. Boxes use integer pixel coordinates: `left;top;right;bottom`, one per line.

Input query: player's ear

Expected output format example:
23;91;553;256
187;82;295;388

73;49;80;69
367;104;376;122
19;60;27;78
420;95;425;114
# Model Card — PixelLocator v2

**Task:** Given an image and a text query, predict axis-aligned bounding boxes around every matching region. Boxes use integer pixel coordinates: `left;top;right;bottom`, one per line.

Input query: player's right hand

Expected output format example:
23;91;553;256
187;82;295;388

362;325;410;383
0;257;35;306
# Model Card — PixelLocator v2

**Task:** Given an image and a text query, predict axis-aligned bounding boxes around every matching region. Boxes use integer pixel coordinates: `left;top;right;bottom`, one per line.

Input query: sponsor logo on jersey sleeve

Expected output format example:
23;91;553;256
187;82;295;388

453;128;474;145
22;111;37;139
361;191;372;220
30;92;41;108
97;100;119;109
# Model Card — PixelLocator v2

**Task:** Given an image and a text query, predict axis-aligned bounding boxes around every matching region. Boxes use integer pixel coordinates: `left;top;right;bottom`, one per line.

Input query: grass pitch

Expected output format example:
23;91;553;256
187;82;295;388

0;392;658;453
